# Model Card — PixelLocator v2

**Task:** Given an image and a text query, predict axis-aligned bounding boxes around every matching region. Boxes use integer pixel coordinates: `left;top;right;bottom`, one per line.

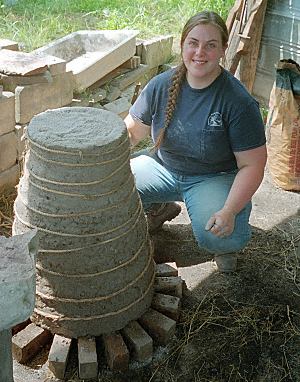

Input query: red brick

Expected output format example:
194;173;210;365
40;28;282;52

12;323;52;363
152;293;181;321
48;335;72;380
103;332;129;371
78;336;98;380
139;308;176;346
121;321;153;362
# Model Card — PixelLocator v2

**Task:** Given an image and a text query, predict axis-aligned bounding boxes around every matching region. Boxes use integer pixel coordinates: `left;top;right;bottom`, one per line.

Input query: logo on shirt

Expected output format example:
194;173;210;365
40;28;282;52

208;112;222;127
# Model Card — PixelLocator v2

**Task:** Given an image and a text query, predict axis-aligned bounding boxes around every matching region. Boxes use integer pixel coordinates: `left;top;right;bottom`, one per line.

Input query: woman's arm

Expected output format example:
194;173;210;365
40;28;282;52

206;145;267;237
124;114;151;147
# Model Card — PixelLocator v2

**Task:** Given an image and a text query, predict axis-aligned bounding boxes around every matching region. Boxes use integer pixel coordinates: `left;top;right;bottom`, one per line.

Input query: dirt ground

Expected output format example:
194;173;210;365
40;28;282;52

1;169;299;382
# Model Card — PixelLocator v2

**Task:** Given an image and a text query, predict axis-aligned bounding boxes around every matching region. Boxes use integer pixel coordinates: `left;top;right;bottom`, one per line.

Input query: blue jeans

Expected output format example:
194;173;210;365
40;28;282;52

130;150;252;255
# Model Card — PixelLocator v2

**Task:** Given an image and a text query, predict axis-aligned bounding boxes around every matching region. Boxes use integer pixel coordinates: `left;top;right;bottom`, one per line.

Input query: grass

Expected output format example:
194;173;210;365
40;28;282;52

0;0;235;51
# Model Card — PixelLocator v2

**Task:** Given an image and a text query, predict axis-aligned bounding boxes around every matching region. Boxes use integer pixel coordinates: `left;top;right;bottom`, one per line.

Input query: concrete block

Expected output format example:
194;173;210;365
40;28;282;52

15;71;74;124
139;308;176;346
103;332;129;371
12;323;52;363
48;335;72;380
78;337;98;380
0;164;19;190
121;321;153;362
103;97;131;119
0;49;48;76
31;52;67;75
151;293;181;321
0;91;15;135
154;276;183;298
0;71;52;92
156;262;178;277
140;35;174;68
0;39;19;51
0;131;17;172
15;124;27;160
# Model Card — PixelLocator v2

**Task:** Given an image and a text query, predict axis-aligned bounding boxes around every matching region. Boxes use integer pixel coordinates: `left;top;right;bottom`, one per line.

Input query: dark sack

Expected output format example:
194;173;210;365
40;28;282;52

266;59;300;191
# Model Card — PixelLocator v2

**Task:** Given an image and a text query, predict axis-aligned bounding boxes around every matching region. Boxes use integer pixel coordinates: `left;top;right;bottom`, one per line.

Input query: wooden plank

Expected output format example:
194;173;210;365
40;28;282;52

225;19;244;74
238;0;268;92
226;0;245;34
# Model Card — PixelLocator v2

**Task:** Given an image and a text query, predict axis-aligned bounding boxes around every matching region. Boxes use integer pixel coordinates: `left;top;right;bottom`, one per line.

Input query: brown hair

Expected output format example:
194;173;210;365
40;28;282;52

154;10;229;149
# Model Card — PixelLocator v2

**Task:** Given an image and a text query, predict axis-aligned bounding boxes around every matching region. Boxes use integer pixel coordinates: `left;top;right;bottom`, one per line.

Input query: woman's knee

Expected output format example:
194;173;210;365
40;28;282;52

193;227;251;255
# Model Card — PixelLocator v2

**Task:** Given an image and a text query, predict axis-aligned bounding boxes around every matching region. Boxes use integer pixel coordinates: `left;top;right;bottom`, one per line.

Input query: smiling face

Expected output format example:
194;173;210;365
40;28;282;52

182;23;227;89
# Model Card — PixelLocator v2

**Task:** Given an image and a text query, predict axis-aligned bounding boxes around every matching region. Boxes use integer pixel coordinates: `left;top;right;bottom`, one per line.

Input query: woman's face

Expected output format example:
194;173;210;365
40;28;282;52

182;23;226;89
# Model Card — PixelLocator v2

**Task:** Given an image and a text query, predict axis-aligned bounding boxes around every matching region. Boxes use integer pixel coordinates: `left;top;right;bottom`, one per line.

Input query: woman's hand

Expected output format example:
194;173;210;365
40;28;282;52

205;207;236;238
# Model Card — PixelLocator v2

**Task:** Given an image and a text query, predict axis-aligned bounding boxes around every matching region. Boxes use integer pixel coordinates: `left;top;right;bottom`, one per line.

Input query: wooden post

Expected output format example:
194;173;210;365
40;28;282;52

0;329;14;382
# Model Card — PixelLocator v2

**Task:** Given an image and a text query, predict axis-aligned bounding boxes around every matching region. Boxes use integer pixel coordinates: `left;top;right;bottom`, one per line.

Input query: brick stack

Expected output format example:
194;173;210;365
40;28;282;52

0;42;73;190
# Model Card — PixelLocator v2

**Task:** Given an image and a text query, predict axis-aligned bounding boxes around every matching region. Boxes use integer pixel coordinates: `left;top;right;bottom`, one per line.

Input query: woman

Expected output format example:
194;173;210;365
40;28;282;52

124;11;267;272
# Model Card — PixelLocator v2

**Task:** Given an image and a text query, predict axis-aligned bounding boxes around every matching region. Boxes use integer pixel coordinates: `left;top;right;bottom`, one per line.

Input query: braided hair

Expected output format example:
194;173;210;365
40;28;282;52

154;10;228;150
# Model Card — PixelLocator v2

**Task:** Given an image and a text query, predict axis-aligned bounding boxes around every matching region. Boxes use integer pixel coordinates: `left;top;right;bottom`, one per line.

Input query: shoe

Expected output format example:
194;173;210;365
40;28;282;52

214;253;237;273
146;202;181;233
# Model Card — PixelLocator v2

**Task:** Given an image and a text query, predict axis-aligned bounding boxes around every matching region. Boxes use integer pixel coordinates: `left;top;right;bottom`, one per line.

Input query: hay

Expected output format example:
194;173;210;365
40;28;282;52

0;187;16;237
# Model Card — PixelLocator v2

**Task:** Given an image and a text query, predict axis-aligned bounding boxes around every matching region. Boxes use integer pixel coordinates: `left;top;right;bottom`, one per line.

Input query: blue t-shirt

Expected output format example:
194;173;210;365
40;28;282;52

130;68;266;175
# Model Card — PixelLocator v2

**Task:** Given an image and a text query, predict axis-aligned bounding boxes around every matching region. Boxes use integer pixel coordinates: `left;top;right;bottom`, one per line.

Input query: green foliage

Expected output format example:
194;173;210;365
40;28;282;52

0;0;235;51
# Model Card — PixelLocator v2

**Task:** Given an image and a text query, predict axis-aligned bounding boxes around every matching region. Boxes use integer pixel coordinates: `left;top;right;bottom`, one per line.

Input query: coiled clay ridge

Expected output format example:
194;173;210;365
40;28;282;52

13;107;154;338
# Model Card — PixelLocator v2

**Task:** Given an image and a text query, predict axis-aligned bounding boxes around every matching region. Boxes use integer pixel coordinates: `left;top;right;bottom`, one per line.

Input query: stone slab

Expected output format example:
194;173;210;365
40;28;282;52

12;323;52;363
151;293;181;321
0;131;17;172
140;35;173;69
121;321;153;362
0;39;19;51
0;49;48;76
139;308;176;346
103;96;132;118
0;91;15;135
48;335;72;380
103;332;129;371
31;52;67;75
0;231;38;331
78;337;98;380
15;71;74;124
0;164;19;191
